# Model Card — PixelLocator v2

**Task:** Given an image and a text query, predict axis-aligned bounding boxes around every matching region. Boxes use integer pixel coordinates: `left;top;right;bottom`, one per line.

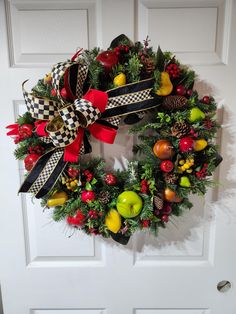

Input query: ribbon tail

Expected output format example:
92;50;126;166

88;123;117;144
19;149;67;198
64;128;85;163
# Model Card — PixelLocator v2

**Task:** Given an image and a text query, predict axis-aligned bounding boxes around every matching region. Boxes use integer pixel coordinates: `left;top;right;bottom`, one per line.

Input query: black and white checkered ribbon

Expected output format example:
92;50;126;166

59;99;101;130
51;61;88;104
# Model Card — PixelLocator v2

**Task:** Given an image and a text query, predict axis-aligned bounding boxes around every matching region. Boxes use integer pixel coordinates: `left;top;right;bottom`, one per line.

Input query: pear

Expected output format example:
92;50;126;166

194;139;208;151
188;107;205;123
105;209;121;233
113;73;126;87
179;176;191;188
47;191;68;207
156;72;173;96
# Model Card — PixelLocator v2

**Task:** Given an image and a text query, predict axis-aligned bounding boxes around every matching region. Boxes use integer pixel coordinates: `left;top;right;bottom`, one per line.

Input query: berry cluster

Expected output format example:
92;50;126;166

166;63;181;79
104;173;117;186
88;210;98;219
196;163;208;179
67;166;80;178
83;169;93;182
140;179;149;194
114;45;129;56
29;145;45;155
155;203;172;223
62;177;78;191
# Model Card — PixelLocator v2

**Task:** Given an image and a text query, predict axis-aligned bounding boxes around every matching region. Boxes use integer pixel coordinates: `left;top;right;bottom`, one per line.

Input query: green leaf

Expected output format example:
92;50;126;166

155;46;165;71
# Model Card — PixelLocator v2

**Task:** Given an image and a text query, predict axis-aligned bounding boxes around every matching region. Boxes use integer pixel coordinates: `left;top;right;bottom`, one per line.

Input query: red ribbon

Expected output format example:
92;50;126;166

35;120;49;137
64;89;117;162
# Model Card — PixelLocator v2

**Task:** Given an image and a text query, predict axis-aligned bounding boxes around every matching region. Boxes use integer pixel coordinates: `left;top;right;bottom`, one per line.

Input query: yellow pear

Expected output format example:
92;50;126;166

194;139;208;151
47;191;68;207
105;209;121;233
156;72;173;96
113;73;126;87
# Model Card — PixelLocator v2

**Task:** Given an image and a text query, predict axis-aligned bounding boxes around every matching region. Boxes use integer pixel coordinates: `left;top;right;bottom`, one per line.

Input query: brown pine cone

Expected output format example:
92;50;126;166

163;173;178;184
171;121;190;138
162;95;188;110
153;193;164;210
143;57;155;75
98;191;111;204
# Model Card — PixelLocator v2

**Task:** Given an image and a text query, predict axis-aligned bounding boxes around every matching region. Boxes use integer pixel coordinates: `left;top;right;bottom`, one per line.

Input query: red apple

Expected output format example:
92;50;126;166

179;137;194;152
160;160;174;173
81;190;96;203
96;50;119;72
24;154;40;171
67;210;86;226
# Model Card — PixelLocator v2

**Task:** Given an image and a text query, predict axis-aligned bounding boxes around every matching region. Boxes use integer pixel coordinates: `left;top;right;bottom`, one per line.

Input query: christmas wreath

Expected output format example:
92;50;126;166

7;35;222;245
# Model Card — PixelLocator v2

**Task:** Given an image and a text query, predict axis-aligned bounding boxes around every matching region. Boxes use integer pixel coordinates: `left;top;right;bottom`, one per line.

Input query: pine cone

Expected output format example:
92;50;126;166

153;194;163;210
163;173;178;184
143;57;155;75
171;121;190;138
98;191;111;204
162;95;188;110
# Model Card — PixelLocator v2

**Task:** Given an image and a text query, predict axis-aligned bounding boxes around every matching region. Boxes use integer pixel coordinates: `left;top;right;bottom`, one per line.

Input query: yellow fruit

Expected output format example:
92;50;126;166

179;159;185;165
47;191;68;207
114;73;126;87
44;73;52;84
156;72;173;96
194;139;208;151
105;209;121;234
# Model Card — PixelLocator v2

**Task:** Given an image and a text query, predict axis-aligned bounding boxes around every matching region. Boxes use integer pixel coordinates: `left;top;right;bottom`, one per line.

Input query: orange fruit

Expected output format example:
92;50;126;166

153;139;175;160
164;188;182;203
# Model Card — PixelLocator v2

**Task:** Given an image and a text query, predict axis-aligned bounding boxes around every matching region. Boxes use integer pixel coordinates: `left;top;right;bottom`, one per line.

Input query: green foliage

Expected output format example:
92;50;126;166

126;54;143;82
32;79;58;101
17;112;34;126
14;137;46;159
9;35;222;242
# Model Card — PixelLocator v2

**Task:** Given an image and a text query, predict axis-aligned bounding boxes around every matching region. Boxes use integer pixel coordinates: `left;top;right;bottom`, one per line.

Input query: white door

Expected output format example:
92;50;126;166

0;0;236;314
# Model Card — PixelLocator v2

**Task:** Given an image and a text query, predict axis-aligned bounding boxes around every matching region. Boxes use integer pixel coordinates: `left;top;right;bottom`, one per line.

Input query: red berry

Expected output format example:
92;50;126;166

67;166;80;178
24;154;40;171
163;204;172;215
88;210;98;219
60;87;68;99
29;145;45;155
186;89;193;97
51;89;57;97
142;219;150;228
154;209;160;216
202;96;210;104
179;137;194;152
67;210;86;226
176;85;186;96
18;124;34;139
161;214;169;223
81;190;96;203
160;160;174;173
104;173;117;186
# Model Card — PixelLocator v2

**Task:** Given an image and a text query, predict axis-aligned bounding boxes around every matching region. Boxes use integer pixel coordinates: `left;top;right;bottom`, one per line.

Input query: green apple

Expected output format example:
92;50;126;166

116;191;143;218
188;107;205;123
179;176;191;188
